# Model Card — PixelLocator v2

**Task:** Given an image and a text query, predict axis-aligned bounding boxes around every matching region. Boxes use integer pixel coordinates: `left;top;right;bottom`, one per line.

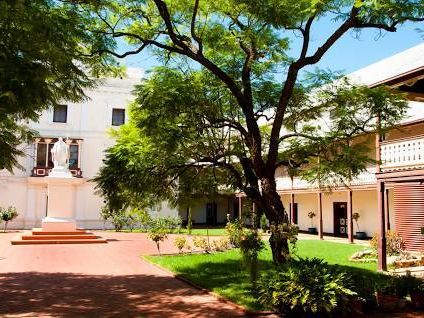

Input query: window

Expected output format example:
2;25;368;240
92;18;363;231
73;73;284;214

53;105;67;123
69;144;79;169
112;108;125;126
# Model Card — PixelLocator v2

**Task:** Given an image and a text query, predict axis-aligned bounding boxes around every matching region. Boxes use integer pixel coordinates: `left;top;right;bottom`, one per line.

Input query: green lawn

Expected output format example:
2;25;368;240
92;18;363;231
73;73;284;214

145;240;378;311
108;227;227;236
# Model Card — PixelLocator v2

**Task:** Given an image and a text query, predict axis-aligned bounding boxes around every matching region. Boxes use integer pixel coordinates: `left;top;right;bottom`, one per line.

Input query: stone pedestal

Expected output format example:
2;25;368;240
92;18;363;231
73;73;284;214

41;169;83;232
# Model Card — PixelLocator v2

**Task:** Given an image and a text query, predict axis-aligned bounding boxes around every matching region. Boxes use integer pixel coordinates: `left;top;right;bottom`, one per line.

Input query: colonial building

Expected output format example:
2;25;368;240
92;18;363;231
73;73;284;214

0;68;175;229
271;43;424;270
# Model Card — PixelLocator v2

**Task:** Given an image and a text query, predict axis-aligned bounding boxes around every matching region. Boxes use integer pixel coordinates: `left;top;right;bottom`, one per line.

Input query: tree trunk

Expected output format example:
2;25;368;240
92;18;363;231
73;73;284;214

259;177;291;264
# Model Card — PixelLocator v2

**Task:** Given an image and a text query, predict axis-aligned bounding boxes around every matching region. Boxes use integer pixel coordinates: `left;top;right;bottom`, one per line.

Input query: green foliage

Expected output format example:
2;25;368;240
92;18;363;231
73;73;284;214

240;229;265;285
212;237;231;252
174;236;187;254
193;237;210;253
0;0;120;170
225;218;247;247
258;258;356;317
370;230;405;256
89;0;422;264
0;206;18;232
260;214;268;232
148;229;168;256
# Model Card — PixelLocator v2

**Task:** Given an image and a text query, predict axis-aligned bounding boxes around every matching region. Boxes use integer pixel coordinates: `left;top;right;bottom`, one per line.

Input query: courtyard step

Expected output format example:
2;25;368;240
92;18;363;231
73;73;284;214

11;238;107;245
22;234;99;240
10;229;107;245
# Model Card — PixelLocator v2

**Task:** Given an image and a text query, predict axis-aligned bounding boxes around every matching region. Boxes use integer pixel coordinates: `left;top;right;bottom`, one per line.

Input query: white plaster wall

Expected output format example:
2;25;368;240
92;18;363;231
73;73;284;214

281;189;379;235
179;196;231;224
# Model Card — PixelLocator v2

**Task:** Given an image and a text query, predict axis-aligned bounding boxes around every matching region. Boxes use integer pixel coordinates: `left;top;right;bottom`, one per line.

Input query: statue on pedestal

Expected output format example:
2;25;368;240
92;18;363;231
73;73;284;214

51;137;69;170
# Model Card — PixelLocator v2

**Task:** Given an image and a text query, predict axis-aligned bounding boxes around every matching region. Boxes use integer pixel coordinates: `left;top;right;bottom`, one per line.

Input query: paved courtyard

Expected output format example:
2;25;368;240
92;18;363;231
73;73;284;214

0;231;248;318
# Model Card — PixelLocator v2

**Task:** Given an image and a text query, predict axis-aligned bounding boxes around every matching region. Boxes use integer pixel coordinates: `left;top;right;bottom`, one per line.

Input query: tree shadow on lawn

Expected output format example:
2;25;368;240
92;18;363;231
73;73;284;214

0;272;245;318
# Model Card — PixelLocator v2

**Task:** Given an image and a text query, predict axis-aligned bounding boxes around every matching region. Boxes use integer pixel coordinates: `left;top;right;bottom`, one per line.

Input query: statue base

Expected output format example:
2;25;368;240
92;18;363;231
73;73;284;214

49;167;73;178
42;217;77;232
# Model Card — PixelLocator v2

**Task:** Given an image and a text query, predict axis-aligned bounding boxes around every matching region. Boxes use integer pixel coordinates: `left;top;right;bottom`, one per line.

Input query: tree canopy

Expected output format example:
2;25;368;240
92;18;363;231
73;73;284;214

89;0;424;263
0;0;120;171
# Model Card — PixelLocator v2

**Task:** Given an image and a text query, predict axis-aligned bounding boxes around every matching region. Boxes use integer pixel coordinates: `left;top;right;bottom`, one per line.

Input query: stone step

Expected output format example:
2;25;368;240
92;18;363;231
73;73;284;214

31;230;91;235
22;234;99;240
11;238;107;245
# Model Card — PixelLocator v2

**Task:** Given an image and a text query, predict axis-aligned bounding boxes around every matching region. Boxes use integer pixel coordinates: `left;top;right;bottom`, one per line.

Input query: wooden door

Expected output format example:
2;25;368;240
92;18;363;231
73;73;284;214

333;202;347;237
206;202;217;225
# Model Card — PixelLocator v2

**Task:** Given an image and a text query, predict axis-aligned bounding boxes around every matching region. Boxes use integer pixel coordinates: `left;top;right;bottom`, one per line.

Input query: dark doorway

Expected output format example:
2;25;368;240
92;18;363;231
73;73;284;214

333;202;347;237
289;203;298;224
233;201;239;220
206;202;218;225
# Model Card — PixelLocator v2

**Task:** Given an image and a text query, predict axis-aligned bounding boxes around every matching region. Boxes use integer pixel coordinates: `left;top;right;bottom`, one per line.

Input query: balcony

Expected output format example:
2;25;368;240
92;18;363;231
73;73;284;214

380;136;424;171
276;168;377;191
31;167;83;178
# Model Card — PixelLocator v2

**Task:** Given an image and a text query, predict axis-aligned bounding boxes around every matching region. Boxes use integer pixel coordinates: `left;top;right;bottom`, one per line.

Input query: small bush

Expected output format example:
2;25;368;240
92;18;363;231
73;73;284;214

212;237;231;251
260;214;268;232
225;218;246;247
0;206;18;232
258;258;356;317
174;236;187;254
240;229;265;285
193;237;210;253
148;229;168;255
370;230;405;256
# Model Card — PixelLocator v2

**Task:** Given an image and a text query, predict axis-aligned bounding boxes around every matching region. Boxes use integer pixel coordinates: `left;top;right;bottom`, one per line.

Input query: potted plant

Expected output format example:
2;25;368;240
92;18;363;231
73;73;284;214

409;277;424;309
352;212;367;239
307;211;317;234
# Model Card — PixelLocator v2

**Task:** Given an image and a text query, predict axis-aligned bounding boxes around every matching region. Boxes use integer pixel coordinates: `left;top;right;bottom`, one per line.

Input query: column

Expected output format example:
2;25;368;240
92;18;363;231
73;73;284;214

377;181;387;271
252;202;256;227
385;188;390;231
347;189;354;243
33;138;40;167
290;193;295;224
44;139;52;168
317;191;323;239
238;196;242;221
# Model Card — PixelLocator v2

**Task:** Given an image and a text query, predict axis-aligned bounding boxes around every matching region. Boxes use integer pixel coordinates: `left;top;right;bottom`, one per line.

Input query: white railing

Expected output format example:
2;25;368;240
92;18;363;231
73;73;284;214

275;167;376;191
380;136;424;171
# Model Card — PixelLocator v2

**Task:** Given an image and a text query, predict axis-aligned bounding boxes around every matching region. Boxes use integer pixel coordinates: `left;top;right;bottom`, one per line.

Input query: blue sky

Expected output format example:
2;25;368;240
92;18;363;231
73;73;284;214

121;18;423;76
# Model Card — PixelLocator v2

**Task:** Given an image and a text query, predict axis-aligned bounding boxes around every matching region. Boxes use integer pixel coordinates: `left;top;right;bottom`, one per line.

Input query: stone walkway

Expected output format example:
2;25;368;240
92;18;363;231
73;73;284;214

0;231;249;318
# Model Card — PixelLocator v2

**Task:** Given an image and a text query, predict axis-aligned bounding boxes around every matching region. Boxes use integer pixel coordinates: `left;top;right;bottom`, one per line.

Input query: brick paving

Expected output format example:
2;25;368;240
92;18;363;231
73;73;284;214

0;231;248;318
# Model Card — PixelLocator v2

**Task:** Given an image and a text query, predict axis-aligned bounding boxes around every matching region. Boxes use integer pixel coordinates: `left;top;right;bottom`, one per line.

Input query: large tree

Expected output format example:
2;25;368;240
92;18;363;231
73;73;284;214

0;0;120;171
90;0;423;263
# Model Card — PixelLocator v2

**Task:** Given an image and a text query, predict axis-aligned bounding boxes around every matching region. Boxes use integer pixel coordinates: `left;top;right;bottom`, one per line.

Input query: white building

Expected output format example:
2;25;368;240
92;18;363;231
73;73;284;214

0;68;181;229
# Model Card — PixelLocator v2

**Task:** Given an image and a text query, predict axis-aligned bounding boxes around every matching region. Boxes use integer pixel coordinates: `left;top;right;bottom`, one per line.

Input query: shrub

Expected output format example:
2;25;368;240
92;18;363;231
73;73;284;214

260;214;268;232
258;258;356;317
0;206;18;232
174;236;187;254
225;218;246;247
212;237;231;251
148;229;168;255
240;229;265;285
370;230;405;256
150;215;182;233
193;237;210;253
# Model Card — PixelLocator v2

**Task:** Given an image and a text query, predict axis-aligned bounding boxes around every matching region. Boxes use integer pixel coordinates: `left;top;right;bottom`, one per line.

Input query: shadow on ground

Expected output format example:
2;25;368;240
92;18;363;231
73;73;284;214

0;272;244;318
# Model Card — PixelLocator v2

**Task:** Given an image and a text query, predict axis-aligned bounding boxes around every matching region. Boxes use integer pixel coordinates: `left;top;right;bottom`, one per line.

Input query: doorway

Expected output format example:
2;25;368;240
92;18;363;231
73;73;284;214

206;202;217;225
333;202;347;237
289;203;298;224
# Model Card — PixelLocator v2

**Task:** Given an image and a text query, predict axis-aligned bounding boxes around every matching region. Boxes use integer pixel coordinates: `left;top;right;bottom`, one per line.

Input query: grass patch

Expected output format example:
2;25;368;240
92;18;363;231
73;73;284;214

145;240;378;311
107;227;227;236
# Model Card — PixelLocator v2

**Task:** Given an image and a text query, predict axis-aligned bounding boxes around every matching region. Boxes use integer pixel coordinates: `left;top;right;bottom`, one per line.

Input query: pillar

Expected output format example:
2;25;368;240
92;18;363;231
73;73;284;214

377;181;387;271
317;191;323;239
385;188;390;231
347;189;354;243
290;193;295;224
238;196;242;221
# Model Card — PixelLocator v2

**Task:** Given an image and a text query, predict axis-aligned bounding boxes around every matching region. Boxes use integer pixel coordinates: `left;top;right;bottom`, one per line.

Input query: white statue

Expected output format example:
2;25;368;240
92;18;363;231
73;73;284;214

51;137;69;169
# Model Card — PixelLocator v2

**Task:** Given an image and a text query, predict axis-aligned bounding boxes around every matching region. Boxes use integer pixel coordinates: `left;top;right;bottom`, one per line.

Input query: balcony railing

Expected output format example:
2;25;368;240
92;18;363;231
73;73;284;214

380;136;424;171
31;167;83;178
276;168;377;191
